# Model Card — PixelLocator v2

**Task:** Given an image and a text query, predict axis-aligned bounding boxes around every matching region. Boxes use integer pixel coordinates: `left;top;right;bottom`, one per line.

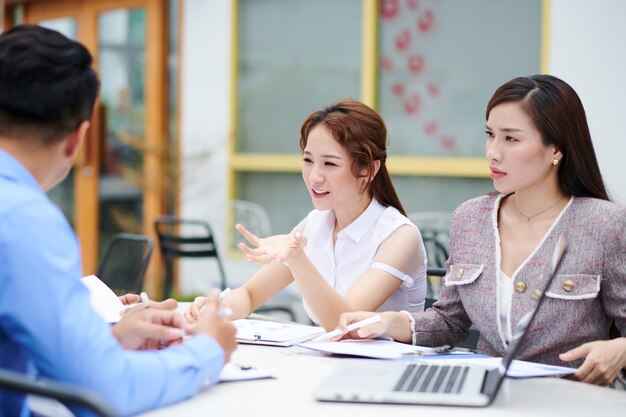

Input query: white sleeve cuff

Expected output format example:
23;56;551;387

400;310;417;345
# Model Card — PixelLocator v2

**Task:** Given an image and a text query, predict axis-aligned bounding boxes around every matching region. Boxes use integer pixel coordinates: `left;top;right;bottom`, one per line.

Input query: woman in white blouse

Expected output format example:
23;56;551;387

185;100;427;330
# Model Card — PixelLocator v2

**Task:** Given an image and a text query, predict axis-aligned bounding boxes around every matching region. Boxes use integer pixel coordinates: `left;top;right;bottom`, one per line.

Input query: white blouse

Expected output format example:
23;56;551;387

498;270;514;343
297;199;427;324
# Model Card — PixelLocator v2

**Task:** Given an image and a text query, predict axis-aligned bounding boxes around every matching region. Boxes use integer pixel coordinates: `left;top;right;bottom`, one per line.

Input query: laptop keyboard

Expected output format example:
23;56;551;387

393;364;470;394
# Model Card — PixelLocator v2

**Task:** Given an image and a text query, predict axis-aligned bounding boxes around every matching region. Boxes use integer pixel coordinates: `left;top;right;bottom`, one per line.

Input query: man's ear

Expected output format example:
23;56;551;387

64;120;90;159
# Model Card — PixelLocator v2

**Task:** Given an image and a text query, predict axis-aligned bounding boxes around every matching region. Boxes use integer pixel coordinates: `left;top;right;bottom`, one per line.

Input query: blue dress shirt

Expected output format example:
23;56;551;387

0;149;225;416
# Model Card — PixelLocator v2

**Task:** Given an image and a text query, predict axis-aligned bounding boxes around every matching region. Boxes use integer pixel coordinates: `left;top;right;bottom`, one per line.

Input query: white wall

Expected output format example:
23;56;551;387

550;0;626;203
179;0;234;295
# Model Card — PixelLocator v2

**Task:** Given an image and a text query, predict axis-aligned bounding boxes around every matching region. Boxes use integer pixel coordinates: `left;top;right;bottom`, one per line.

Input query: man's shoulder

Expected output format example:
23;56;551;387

0;179;52;215
0;179;68;240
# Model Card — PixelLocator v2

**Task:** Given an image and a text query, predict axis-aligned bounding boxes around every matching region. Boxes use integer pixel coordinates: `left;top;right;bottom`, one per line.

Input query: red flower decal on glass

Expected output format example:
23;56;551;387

395;29;412;51
404;93;422;115
417;9;435;33
391;82;405;97
408;54;425;75
424;120;438;136
381;0;400;21
427;81;440;98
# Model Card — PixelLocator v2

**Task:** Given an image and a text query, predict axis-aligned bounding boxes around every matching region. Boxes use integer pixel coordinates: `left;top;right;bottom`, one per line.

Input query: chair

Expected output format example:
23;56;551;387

409;212;451;300
97;233;153;296
424;267;479;351
0;368;115;417
154;217;227;299
409;211;451;268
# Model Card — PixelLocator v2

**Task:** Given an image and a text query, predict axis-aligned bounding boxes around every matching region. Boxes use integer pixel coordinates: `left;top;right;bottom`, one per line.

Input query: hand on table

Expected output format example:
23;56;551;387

560;338;626;385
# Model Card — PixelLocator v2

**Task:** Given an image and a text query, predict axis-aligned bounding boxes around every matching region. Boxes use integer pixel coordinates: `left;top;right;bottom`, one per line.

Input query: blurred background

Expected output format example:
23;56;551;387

2;0;624;319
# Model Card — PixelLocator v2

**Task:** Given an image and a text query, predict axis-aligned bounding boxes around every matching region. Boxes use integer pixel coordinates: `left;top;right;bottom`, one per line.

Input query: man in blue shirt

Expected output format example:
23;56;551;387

0;25;237;416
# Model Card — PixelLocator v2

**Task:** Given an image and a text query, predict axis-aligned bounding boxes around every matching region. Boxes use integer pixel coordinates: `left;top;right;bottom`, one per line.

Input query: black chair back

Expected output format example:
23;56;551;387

422;234;449;268
0;368;115;417
97;233;153;295
154;216;227;298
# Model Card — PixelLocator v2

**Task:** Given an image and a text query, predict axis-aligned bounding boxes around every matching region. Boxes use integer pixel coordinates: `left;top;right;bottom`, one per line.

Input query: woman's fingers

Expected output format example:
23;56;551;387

184;296;208;323
235;224;260;246
239;242;276;264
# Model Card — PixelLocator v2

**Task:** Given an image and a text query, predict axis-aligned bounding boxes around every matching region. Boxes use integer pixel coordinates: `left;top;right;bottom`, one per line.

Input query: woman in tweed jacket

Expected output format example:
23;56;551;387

338;75;626;386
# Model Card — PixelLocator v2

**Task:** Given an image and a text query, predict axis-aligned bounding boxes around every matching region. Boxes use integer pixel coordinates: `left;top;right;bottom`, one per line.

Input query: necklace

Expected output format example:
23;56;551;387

514;194;566;222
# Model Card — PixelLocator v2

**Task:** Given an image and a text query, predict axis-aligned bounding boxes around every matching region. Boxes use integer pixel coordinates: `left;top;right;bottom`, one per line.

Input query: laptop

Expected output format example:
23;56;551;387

314;236;568;407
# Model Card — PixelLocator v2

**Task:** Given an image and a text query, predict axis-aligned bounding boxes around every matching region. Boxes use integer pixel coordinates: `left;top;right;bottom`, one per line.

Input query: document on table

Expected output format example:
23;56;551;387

298;339;468;359
219;363;274;383
298;339;576;378
423;357;576;379
233;319;324;347
81;275;125;323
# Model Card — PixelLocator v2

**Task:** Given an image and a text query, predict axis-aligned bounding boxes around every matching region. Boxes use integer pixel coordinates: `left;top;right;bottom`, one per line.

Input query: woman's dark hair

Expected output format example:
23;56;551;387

300;99;407;215
486;74;609;200
0;24;99;143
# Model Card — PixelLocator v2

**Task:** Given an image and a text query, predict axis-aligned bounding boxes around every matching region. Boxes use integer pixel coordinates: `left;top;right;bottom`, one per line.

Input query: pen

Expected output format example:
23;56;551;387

140;291;151;308
218;306;233;319
200;287;233;315
401;344;452;356
309;314;382;343
219;287;232;300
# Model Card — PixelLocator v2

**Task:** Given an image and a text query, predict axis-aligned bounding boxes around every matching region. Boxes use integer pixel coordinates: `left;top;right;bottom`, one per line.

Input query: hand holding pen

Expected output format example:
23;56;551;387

310;315;382;343
192;289;238;362
113;291;188;350
336;311;398;341
185;288;232;323
118;292;178;317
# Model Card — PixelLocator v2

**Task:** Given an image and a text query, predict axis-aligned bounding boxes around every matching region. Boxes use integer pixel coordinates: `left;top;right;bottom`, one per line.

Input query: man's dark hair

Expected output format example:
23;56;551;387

0;24;99;143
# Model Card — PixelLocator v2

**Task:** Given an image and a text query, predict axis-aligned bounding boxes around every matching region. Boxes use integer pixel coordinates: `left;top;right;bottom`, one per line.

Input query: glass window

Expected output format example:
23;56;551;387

98;8;147;249
378;0;542;156
40;17;78;224
237;0;362;153
232;0;543;234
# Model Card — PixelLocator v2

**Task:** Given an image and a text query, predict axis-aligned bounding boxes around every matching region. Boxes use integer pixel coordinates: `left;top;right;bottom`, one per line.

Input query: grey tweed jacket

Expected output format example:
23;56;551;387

413;193;626;367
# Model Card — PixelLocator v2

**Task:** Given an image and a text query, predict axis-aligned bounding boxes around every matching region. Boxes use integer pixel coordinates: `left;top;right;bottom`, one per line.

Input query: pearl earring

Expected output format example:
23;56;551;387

552;159;559;166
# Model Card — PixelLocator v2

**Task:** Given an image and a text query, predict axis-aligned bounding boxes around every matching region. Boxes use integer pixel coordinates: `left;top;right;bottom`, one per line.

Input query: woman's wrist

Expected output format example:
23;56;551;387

282;246;307;265
385;311;414;344
618;337;626;368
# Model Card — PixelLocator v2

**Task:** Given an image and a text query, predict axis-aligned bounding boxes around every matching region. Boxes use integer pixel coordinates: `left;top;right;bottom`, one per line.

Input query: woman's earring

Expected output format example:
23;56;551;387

552;158;559;166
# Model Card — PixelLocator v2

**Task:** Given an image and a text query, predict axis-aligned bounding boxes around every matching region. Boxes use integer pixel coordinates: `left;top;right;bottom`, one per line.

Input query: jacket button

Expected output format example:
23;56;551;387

532;289;542;300
455;268;464;279
563;280;575;292
515;281;527;293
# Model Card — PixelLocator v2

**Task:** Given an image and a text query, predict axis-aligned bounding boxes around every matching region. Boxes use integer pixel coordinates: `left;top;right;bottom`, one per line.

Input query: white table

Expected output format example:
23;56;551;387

138;343;626;417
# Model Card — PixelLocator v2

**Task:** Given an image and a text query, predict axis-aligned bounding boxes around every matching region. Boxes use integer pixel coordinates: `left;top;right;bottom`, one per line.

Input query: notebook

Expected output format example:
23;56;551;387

314;236;568;407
